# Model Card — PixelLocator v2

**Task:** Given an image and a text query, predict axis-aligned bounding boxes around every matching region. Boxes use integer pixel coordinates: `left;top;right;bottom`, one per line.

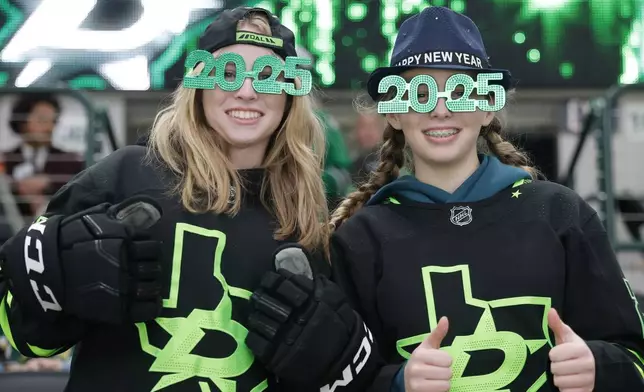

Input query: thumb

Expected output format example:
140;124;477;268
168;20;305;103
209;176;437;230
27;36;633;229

273;244;314;280
423;316;449;349
548;308;575;344
110;196;163;230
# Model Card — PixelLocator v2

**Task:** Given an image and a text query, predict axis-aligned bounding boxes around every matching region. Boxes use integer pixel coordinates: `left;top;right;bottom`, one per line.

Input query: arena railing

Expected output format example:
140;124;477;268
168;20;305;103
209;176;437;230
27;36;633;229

561;83;644;253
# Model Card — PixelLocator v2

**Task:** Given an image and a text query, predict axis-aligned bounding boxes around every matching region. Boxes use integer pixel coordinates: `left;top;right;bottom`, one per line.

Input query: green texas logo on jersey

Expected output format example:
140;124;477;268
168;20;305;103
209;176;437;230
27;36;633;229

396;265;553;392
135;223;267;392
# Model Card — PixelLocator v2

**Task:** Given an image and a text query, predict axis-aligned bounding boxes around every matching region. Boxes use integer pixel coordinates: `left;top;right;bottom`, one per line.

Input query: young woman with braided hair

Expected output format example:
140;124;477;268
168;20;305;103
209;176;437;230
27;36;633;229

331;116;535;227
327;6;644;392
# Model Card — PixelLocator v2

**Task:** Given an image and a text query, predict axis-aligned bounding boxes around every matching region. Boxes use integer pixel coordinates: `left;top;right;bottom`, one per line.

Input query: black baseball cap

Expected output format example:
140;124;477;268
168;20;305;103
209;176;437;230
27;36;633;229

198;7;297;60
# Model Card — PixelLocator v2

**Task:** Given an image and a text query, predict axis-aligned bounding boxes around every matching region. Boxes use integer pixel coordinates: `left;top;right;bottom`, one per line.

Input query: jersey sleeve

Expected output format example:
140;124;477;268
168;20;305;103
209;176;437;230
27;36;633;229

560;202;644;391
328;216;405;392
0;148;126;358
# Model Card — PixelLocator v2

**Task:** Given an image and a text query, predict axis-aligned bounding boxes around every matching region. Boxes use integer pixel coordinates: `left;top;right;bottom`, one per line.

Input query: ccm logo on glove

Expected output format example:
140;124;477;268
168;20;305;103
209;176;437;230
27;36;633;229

320;322;374;392
246;244;374;389
23;217;63;313
3;196;164;325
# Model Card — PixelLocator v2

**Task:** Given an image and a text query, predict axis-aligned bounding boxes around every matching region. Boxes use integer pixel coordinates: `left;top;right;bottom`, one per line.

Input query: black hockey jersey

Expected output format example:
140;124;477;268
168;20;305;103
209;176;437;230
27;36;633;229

0;145;328;392
330;179;644;392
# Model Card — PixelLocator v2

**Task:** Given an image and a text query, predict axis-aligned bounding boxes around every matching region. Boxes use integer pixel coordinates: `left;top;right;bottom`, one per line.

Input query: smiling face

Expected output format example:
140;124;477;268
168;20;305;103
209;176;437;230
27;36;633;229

201;38;287;166
385;68;495;169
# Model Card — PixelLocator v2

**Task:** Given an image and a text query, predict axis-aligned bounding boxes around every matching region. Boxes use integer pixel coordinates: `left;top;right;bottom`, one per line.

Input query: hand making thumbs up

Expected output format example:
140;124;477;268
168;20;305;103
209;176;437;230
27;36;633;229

548;308;595;392
404;316;453;392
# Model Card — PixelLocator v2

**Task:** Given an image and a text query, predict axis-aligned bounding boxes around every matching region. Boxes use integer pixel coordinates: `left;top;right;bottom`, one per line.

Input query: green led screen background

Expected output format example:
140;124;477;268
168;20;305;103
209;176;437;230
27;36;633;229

0;0;641;90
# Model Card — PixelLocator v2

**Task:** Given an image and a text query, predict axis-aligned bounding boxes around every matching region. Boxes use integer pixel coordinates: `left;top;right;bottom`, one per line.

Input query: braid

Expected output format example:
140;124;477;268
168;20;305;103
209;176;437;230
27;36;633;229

481;117;539;179
330;125;405;229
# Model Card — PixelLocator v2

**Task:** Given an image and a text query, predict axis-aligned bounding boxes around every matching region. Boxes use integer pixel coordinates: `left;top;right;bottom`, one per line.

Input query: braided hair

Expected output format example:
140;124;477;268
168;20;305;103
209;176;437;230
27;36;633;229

330;124;406;229
479;117;539;178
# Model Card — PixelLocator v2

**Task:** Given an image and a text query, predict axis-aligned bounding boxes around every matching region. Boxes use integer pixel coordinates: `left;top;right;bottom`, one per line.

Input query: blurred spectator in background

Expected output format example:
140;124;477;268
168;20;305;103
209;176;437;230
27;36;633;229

295;45;353;210
351;112;384;184
3;93;84;219
317;110;354;210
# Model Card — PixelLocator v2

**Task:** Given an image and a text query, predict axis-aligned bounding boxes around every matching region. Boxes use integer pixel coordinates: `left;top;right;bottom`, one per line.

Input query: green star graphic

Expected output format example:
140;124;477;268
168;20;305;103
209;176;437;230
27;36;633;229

396;265;553;392
135;223;267;392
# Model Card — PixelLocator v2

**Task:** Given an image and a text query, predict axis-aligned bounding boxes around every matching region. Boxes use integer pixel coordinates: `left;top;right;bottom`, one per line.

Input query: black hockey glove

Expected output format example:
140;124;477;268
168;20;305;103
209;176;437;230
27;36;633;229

0;196;164;325
245;244;375;389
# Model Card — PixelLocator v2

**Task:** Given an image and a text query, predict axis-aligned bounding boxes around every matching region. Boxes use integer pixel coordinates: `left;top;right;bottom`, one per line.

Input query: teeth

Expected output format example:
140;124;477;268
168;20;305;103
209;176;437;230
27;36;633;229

423;129;458;137
228;110;261;119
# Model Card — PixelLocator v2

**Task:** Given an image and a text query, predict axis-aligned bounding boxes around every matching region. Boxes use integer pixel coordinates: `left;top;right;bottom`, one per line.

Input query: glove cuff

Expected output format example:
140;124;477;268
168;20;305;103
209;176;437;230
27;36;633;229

319;316;377;391
5;215;66;322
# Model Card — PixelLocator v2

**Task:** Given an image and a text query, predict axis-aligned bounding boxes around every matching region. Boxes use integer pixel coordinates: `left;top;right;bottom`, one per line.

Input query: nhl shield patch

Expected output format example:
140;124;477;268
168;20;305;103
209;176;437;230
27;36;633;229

450;206;472;226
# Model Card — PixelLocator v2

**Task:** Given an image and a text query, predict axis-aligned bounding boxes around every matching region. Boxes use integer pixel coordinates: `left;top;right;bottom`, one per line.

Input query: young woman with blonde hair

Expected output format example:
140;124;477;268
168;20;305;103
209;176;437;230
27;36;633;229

328;6;644;392
0;7;373;392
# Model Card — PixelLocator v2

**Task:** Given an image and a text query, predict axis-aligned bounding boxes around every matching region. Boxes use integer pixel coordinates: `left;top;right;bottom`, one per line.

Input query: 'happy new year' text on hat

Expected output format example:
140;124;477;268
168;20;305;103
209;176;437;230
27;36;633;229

366;6;513;101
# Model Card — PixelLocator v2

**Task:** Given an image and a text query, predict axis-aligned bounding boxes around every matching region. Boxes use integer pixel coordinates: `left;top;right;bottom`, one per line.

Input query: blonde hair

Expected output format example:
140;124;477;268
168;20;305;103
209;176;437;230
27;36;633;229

330;88;538;229
147;11;329;251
